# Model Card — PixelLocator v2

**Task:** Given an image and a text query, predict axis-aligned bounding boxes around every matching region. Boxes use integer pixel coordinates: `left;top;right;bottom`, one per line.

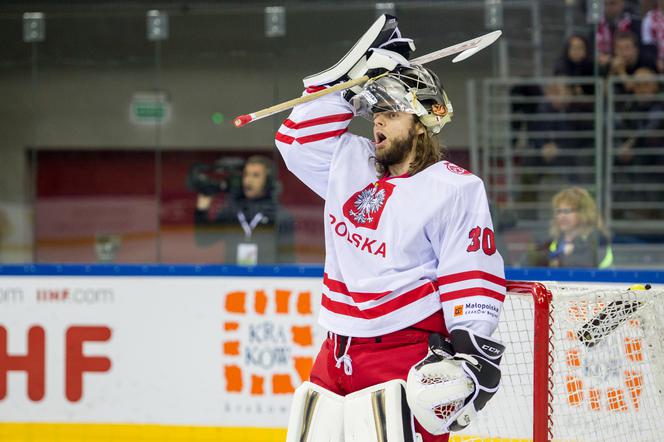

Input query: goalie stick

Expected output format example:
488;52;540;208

233;30;502;128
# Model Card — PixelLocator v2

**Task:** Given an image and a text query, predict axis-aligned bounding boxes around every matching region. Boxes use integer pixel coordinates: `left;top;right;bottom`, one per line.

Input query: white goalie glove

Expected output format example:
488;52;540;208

406;328;505;435
303;14;415;94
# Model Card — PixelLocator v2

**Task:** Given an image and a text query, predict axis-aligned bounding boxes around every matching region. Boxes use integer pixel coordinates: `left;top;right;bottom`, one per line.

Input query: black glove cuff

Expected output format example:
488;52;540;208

450;327;505;365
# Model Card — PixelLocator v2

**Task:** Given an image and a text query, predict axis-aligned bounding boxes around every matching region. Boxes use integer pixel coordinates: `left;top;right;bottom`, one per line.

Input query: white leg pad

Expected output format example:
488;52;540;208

344;379;419;442
286;381;344;442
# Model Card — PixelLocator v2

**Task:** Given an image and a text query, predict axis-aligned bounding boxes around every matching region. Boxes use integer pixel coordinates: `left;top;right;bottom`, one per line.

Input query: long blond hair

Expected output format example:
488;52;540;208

549;187;606;238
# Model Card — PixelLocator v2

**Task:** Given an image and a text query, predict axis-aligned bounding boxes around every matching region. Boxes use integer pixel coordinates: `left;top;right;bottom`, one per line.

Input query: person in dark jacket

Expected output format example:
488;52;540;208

612;66;664;219
554;35;595;96
193;155;294;264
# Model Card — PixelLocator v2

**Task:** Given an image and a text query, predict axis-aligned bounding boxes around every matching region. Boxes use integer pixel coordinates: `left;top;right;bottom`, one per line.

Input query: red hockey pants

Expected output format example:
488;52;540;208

309;325;450;442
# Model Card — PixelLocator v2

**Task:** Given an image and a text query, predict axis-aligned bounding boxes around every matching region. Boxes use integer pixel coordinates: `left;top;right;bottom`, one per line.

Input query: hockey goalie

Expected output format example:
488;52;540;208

277;14;507;442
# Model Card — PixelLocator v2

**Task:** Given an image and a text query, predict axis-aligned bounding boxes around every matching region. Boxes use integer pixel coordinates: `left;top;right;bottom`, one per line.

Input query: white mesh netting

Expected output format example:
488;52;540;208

453;282;664;442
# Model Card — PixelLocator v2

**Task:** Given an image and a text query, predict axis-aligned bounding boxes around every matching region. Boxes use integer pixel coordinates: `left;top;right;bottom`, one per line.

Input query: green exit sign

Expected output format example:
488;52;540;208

131;91;171;124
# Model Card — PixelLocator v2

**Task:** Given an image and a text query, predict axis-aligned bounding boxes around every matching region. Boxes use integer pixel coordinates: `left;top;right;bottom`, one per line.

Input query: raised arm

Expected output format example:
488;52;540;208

274;90;355;199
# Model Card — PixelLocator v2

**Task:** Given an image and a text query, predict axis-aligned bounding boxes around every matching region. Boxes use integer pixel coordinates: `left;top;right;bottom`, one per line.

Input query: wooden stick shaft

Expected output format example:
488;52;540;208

254;76;368;121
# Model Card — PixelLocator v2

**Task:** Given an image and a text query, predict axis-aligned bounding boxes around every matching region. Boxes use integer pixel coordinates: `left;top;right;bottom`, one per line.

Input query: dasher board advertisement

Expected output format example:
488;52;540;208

0;276;324;427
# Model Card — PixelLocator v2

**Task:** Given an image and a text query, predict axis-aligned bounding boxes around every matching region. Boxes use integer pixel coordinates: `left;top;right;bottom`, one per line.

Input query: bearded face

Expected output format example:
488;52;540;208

373;111;419;169
375;125;417;167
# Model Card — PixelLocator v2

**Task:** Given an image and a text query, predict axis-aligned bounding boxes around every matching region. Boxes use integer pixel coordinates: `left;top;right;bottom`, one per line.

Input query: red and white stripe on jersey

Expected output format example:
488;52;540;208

275;87;354;146
322;273;438;318
438;270;506;303
439;270;506;334
276;112;353;145
274;90;358;199
318;275;442;337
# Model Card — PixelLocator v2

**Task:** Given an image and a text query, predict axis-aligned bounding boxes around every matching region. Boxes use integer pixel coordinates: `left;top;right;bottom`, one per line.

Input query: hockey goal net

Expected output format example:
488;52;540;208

454;280;664;442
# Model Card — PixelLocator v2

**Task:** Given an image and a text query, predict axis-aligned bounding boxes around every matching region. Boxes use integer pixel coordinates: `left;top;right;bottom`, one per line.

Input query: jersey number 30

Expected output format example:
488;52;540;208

467;226;496;255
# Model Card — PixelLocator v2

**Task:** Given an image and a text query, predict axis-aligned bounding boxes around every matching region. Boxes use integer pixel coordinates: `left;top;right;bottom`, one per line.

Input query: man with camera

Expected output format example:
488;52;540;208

190;155;294;264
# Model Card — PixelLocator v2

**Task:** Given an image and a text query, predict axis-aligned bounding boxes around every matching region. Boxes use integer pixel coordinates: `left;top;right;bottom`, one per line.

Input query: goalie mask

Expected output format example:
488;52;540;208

351;65;453;134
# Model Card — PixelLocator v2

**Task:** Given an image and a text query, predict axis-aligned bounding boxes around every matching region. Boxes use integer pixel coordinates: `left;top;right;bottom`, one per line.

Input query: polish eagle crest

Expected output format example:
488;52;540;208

342;181;395;230
349;187;386;224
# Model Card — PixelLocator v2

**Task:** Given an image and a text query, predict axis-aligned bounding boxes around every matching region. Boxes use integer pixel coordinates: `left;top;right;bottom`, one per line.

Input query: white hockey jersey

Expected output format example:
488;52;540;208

275;89;505;338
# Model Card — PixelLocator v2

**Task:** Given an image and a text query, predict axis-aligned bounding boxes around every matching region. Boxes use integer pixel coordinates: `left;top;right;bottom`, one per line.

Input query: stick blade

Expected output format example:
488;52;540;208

452;30;502;63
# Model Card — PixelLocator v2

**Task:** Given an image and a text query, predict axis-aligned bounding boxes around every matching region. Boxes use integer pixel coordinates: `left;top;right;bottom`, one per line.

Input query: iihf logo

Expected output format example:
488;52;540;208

342;181;395;230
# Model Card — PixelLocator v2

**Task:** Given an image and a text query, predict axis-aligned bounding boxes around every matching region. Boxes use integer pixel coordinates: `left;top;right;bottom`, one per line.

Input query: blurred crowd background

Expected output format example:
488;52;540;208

0;0;662;269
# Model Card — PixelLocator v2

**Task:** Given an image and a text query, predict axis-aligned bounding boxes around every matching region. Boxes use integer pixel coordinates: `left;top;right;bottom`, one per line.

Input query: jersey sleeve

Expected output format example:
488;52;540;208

274;88;356;199
430;178;506;337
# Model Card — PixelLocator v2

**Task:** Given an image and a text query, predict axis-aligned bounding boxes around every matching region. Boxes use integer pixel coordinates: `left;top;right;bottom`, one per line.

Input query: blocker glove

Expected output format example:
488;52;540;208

405;329;505;435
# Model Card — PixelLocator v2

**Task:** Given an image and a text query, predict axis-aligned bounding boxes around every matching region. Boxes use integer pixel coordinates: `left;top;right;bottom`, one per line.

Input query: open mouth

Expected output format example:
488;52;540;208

374;132;387;148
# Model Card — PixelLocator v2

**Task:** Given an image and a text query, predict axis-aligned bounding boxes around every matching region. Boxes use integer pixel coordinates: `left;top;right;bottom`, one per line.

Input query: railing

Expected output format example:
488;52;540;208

606;76;664;235
468;75;664;267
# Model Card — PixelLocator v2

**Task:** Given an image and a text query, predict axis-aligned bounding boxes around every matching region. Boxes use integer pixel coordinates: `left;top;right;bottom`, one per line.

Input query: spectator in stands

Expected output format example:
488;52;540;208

515;81;592;213
528;187;613;268
641;0;664;72
615;67;664;160
525;82;592;183
554;35;595;96
606;31;657;89
613;67;664;218
191;155;295;264
596;0;642;73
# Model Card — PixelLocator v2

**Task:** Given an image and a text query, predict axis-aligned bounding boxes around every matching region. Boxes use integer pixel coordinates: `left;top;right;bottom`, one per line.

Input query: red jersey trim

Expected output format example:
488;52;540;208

305;85;327;93
321;282;437;320
437;270;506;287
276;128;348;146
323;273;391;302
298;128;347;144
378;172;410;182
283;113;353;130
275;131;295;145
440;287;506;303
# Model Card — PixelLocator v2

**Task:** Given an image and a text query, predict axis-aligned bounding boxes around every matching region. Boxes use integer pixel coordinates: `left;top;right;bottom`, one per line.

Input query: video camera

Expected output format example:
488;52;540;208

187;157;245;196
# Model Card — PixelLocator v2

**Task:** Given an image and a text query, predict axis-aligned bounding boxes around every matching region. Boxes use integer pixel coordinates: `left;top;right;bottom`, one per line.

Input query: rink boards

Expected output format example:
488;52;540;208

0;265;661;442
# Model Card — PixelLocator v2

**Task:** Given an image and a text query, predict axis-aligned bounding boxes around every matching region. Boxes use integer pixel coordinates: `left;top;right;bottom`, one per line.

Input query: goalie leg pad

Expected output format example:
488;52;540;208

286;381;344;442
344;379;419;442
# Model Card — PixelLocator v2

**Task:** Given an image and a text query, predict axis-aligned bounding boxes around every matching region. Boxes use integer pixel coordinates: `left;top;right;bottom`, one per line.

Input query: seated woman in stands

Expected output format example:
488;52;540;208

529;187;613;268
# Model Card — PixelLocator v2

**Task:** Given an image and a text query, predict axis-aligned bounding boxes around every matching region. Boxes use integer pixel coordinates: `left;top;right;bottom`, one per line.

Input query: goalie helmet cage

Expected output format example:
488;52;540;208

455;280;664;442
